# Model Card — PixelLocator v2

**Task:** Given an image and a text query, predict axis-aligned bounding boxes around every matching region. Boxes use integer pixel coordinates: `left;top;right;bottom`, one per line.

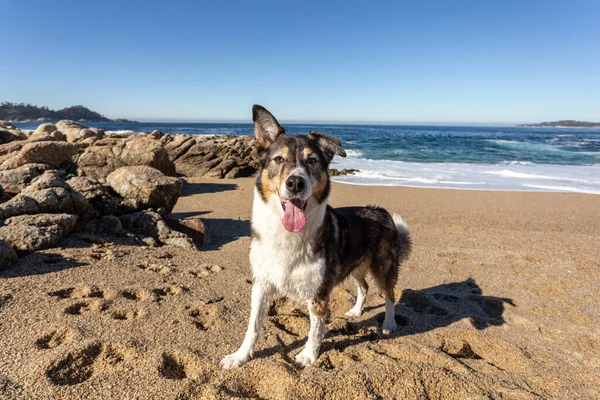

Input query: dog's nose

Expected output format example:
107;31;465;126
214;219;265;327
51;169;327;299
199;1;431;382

285;176;305;194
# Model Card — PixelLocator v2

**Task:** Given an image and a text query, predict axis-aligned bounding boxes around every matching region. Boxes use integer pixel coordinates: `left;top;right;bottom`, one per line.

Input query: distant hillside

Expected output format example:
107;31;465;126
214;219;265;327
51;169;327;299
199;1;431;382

0;102;135;123
518;120;600;128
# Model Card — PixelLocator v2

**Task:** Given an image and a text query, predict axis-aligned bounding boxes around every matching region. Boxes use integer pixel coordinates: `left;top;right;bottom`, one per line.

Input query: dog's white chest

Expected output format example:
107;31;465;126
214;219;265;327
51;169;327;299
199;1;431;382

250;238;325;302
249;192;327;302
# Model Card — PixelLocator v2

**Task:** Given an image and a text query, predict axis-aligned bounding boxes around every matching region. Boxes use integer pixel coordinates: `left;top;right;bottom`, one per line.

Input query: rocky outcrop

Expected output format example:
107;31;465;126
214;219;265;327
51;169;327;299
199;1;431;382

328;168;360;176
0;141;81;170
0;120;275;260
0;171;90;219
76;136;176;180
0;164;54;194
0;213;78;252
161;134;258;178
107;166;181;213
0;121;28;144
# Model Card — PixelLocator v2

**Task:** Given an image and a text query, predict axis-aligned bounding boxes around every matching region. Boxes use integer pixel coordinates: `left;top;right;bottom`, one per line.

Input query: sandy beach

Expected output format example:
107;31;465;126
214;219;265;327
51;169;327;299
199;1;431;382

1;177;599;399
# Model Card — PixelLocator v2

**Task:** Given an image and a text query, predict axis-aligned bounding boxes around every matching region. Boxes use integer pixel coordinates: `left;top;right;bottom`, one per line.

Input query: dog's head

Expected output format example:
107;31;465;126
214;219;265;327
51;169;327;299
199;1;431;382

252;105;346;233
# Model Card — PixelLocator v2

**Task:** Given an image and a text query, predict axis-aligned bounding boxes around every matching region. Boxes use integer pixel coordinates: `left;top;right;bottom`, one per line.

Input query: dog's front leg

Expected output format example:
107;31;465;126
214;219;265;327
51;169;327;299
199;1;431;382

295;298;328;367
220;283;274;369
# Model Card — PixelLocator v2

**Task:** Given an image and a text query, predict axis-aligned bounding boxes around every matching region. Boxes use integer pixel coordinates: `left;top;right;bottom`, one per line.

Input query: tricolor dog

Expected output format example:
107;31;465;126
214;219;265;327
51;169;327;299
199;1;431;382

220;105;412;368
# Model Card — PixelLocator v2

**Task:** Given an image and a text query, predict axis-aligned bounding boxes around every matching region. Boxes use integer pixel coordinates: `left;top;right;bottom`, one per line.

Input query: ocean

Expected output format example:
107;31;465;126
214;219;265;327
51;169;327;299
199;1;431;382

14;121;600;194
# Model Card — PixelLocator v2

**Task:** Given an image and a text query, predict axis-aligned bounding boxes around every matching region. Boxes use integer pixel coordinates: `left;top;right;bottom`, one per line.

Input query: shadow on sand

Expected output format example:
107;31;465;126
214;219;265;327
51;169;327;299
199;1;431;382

180;182;239;197
255;278;515;359
0;252;88;279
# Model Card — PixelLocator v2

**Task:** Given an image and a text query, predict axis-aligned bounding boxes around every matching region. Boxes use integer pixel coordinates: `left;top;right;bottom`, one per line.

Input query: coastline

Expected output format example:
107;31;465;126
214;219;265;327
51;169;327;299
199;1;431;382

1;177;598;399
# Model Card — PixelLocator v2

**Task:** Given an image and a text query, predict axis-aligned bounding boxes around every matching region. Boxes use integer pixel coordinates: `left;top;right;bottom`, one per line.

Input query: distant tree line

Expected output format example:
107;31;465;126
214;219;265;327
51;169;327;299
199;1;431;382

0;102;112;122
519;120;600;128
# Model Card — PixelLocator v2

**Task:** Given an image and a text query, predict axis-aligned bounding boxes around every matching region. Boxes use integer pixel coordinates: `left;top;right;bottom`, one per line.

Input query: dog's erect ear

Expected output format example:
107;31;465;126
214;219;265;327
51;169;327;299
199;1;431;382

253;105;285;150
308;131;346;162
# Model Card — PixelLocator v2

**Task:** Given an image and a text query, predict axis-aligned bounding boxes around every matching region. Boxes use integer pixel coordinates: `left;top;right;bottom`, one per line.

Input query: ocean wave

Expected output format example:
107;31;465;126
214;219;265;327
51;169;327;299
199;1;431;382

500;161;535;166
105;129;138;134
345;149;364;158
329;158;600;194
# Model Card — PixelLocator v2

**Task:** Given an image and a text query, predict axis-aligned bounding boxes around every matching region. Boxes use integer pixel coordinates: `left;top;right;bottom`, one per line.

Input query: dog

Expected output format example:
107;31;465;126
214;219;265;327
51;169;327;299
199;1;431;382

219;105;411;368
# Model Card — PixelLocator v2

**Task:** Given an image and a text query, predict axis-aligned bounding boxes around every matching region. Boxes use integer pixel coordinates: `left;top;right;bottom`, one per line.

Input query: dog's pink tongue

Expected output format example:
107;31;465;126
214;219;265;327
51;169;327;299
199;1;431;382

282;199;306;232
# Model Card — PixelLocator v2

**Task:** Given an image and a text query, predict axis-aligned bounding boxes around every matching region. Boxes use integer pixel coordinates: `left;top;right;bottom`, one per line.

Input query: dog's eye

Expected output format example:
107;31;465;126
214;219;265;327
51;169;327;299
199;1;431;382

273;156;284;164
307;157;317;165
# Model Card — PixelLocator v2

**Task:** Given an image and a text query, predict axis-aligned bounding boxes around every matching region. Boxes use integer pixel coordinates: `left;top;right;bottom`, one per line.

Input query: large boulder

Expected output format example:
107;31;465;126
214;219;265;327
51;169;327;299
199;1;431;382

119;210;195;249
76;135;176;181
55;120;102;143
0;213;78;252
0;163;54;194
160;134;258;178
0;171;90;219
30;123;65;141
107;166;181;213
0;141;81;170
0;121;27;144
0;239;17;269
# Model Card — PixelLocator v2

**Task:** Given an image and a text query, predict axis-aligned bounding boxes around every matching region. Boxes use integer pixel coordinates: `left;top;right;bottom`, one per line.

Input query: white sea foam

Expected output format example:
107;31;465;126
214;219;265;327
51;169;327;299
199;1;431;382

329;157;600;194
345;149;364;158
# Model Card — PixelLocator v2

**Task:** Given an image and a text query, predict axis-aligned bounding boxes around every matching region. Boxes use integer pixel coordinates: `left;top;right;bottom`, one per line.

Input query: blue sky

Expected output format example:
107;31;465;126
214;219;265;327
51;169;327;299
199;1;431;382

1;0;599;123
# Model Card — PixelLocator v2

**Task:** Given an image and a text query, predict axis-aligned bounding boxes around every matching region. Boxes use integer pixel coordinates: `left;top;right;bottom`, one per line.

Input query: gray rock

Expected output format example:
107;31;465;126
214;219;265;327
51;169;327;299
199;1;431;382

0;239;17;269
0;121;27;144
0;164;54;194
107;166;181;213
119;210;195;249
66;176;119;216
0;171;90;219
84;216;124;236
0;213;78;252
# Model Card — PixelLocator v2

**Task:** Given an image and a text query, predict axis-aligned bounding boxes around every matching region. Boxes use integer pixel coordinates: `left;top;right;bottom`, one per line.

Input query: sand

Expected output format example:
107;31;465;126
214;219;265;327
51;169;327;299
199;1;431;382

1;177;599;399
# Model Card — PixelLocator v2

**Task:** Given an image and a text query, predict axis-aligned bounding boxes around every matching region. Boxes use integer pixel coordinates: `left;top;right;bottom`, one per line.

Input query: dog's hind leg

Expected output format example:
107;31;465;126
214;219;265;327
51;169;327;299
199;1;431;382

295;297;329;367
345;267;369;317
371;263;399;334
220;283;274;369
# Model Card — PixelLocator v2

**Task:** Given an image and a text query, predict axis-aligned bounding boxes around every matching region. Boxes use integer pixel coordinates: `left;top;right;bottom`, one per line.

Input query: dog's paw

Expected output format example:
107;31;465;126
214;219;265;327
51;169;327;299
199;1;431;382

344;308;363;317
219;352;249;369
381;318;397;334
294;349;318;367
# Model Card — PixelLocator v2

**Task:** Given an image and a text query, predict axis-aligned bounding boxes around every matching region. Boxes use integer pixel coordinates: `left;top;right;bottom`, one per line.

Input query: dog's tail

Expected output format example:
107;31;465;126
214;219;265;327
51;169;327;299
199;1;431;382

392;213;412;264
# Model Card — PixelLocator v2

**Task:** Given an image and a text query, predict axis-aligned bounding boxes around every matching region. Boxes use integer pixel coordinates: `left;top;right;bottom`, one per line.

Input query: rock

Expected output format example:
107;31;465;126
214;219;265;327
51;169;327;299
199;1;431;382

0;121;27;144
167;216;210;247
329;168;359;176
160;134;258;178
0;141;81;170
119;210;195;249
76;135;176;181
107;166;181;213
66;176;119;216
118;136;176;176
0;164;54;194
0;171;90;219
30;123;65;141
56;120;102;143
0;213;78;252
0;239;17;269
84;216;124;236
